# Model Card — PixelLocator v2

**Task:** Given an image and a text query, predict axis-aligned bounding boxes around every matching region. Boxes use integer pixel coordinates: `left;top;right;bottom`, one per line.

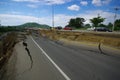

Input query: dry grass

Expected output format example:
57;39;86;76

0;32;17;69
39;30;120;49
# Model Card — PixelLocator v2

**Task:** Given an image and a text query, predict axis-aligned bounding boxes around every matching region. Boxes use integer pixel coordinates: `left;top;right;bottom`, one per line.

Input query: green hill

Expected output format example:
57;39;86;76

19;22;50;29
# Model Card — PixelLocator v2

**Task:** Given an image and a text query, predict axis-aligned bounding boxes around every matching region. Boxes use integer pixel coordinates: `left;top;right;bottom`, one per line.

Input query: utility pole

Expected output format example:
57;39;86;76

52;4;54;28
46;1;55;28
112;7;120;31
0;20;1;27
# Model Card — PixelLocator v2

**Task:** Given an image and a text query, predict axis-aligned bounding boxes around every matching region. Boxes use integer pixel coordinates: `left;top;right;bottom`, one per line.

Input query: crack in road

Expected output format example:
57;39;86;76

98;42;105;54
13;41;34;78
45;36;117;58
23;41;33;69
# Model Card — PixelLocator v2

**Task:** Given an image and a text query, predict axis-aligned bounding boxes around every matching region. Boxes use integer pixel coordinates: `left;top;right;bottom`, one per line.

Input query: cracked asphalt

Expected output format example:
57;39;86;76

2;34;120;80
14;37;66;80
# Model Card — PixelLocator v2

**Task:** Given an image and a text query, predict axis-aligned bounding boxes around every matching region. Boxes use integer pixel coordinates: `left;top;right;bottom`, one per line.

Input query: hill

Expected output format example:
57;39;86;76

19;22;50;29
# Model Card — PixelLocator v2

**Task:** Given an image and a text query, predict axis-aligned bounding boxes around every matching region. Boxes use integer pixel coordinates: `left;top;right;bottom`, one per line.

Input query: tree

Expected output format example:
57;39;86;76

68;18;76;27
99;24;107;27
114;19;120;30
84;24;91;28
107;22;113;29
67;17;85;28
90;16;105;27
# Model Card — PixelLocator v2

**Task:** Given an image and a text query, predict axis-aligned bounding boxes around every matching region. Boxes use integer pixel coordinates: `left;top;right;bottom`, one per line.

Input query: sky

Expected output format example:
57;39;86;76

0;0;120;27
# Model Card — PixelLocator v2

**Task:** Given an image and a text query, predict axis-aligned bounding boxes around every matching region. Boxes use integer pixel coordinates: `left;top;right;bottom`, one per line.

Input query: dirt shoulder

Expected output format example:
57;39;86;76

39;30;120;50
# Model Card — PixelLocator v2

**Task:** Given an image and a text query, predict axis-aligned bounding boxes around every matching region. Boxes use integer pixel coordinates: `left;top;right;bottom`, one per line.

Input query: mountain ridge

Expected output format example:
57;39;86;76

19;22;50;28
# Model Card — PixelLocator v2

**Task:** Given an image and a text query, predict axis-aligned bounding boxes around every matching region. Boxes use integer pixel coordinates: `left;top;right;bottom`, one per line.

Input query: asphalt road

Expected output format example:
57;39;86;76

1;34;67;80
31;33;120;80
14;36;66;80
2;33;120;80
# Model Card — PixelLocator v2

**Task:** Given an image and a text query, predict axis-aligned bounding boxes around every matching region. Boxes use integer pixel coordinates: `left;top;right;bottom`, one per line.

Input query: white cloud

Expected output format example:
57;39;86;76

0;10;120;27
54;14;75;26
12;0;40;3
0;13;74;27
45;0;71;5
0;14;51;26
80;1;88;6
9;11;22;14
79;10;120;25
12;0;71;5
102;0;111;4
68;4;80;11
27;4;38;8
92;0;102;6
92;0;112;6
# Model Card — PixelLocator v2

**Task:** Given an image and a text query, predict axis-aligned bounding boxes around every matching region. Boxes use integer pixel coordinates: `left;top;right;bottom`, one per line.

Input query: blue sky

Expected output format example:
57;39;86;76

0;0;120;27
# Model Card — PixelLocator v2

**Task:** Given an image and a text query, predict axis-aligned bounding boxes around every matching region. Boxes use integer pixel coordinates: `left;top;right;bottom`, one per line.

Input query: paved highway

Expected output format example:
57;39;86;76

31;33;120;80
14;36;67;80
2;33;120;80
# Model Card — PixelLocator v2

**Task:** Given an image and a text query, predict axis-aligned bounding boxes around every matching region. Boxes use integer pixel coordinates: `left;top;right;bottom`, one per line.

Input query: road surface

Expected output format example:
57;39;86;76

2;33;120;80
31;34;120;80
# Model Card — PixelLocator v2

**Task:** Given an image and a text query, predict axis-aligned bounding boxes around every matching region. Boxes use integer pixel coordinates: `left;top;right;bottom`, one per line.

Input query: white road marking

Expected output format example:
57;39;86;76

31;36;71;80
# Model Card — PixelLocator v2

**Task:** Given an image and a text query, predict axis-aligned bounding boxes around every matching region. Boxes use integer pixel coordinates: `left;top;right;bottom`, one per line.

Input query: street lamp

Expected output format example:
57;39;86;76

52;4;54;28
46;1;54;28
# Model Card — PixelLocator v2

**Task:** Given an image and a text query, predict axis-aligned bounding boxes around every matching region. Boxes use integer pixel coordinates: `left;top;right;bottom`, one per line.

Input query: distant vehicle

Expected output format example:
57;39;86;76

94;27;112;32
55;26;62;30
64;27;72;30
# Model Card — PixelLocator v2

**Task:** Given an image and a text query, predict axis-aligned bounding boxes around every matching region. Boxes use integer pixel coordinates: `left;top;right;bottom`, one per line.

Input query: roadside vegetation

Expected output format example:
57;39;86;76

0;26;19;77
38;30;120;50
0;32;17;69
66;16;120;31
